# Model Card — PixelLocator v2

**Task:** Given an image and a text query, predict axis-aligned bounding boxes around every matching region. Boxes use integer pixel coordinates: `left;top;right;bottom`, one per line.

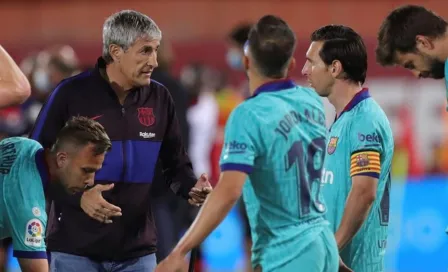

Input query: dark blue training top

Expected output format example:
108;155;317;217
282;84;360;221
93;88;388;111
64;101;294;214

30;57;197;261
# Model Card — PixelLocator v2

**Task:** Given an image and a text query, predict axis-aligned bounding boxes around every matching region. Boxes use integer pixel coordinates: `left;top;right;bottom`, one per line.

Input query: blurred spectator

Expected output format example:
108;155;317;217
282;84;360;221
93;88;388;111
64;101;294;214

21;45;80;134
30;46;79;102
209;23;251;181
150;40;197;262
178;62;220;270
225;23;251;72
151;40;189;145
180;64;219;179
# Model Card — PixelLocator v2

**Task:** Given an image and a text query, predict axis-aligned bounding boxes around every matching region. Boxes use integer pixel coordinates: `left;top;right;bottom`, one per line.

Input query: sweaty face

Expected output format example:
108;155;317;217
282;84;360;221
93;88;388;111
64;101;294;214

302;41;334;97
119;37;160;87
57;144;105;194
395;52;445;79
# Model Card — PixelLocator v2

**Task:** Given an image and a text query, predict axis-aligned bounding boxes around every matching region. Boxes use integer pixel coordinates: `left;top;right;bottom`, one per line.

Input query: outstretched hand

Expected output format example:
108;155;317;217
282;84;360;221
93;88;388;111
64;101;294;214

188;173;212;206
80;184;122;223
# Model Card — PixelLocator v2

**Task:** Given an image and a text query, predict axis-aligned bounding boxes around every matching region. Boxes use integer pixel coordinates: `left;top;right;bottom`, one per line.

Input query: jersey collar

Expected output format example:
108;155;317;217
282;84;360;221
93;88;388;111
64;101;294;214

251;79;296;98
35;149;50;191
335;88;370;121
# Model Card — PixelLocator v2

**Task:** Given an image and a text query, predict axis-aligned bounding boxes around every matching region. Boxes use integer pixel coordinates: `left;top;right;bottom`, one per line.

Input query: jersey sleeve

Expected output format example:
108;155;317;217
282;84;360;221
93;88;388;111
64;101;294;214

4;168;48;259
348;119;383;179
219;106;258;174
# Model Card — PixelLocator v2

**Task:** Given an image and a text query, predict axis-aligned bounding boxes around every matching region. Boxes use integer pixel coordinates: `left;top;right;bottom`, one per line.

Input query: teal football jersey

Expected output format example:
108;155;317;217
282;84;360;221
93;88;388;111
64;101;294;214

0;137;48;259
219;80;336;272
321;89;394;272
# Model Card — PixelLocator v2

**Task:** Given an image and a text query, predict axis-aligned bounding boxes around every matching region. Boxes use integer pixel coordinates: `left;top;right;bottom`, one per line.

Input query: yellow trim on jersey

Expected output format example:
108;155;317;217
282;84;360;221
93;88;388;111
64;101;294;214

350;150;381;177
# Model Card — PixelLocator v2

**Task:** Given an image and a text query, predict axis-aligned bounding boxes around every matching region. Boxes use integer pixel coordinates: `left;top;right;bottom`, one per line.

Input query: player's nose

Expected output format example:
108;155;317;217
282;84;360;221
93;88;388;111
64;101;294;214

85;177;94;187
301;64;310;76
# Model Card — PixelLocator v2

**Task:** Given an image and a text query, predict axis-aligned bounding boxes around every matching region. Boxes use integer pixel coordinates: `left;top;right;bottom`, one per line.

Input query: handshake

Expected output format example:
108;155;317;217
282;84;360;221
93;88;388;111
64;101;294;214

80;174;213;223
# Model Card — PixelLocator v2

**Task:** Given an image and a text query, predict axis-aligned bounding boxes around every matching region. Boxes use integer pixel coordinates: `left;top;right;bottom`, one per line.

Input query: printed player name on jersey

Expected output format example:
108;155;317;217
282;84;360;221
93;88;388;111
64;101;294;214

0;142;17;174
350;151;381;177
275;108;325;141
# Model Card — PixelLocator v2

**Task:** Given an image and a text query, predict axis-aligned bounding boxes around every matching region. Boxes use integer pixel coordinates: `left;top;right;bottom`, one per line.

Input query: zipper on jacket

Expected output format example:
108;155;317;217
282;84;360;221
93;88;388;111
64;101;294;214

121;106;127;182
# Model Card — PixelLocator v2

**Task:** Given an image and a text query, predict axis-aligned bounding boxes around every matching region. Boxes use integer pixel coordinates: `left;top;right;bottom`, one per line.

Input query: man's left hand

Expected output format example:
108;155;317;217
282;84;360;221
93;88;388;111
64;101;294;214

188;173;212;206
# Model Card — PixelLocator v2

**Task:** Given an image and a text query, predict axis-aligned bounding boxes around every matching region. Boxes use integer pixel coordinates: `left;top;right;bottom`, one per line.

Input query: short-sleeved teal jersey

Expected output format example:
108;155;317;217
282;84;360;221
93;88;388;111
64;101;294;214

321;89;394;272
219;80;335;272
0;137;49;259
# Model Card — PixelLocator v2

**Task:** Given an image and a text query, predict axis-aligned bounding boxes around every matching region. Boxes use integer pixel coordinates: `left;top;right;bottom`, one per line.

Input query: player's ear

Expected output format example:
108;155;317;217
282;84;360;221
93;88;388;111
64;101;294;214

288;57;296;73
415;35;435;51
56;152;68;168
243;55;250;71
109;44;124;62
330;60;343;79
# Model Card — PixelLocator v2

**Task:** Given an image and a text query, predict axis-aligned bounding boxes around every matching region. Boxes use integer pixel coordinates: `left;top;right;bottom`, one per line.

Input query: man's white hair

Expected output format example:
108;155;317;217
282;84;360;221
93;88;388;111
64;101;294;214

102;10;162;63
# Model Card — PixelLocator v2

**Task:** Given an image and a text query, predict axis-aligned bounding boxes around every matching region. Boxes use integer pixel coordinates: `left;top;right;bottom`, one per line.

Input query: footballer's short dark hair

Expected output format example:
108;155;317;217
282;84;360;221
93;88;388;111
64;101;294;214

247;15;296;78
52;116;112;156
376;5;448;66
311;24;367;84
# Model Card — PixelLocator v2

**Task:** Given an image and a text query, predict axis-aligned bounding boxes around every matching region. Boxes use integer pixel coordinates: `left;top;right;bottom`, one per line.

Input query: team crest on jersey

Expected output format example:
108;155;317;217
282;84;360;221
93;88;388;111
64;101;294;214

327;137;338;155
356;153;370;167
24;219;43;247
137;107;155;127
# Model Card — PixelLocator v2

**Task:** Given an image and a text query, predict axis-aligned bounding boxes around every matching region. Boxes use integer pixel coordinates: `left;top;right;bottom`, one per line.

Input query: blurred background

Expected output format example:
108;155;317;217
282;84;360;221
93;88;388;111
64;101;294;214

1;0;448;271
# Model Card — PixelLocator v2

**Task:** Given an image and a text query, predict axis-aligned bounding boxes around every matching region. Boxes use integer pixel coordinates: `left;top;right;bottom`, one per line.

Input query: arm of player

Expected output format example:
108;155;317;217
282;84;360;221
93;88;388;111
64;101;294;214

155;171;246;272
10;168;49;271
174;170;245;254
335;121;382;250
334;162;378;250
0;46;31;107
17;259;49;272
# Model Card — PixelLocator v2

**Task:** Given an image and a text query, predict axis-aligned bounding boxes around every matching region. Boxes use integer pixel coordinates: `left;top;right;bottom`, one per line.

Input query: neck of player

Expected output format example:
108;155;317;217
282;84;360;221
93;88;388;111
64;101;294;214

249;74;288;96
328;81;363;118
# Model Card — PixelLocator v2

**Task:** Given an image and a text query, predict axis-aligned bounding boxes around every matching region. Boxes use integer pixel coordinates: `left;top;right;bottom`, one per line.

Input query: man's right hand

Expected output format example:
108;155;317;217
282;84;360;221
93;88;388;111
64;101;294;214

80;184;122;224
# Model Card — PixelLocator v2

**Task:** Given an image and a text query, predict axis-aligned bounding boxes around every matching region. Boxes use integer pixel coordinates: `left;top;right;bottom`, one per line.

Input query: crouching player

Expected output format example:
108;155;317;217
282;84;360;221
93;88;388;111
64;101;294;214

0;116;111;272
